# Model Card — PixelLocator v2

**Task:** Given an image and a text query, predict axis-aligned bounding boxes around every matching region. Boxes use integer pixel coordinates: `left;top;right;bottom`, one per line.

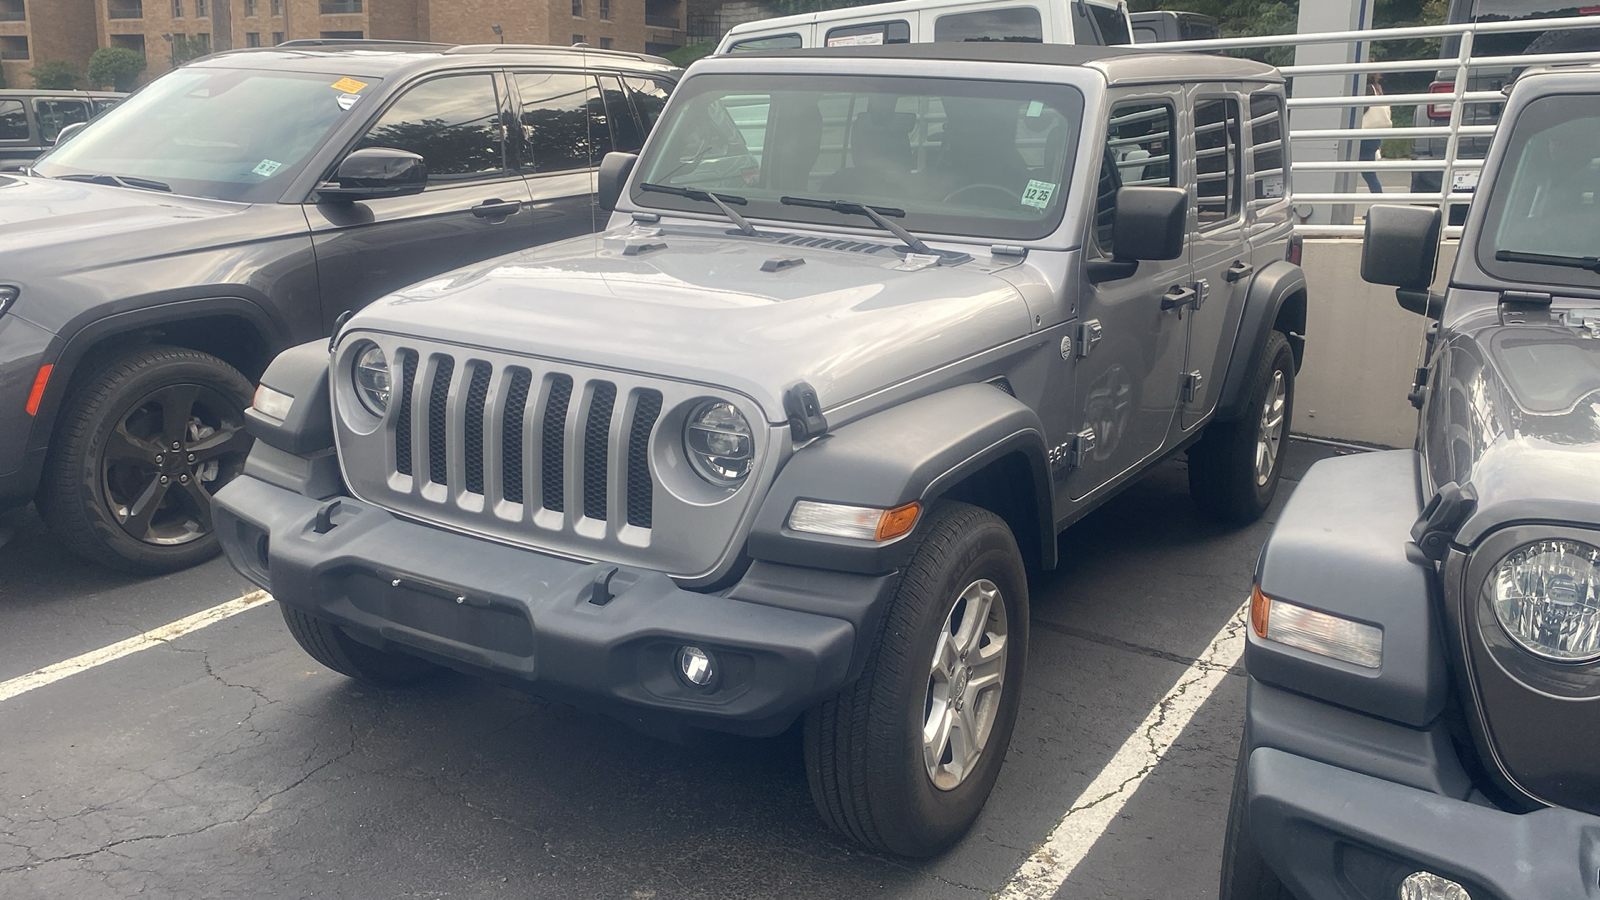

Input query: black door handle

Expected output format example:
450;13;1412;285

1161;285;1197;311
1225;260;1255;283
471;199;522;219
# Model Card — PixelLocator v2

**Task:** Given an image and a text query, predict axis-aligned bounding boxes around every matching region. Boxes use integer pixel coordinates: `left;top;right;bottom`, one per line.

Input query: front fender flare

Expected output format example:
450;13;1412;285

1214;260;1306;423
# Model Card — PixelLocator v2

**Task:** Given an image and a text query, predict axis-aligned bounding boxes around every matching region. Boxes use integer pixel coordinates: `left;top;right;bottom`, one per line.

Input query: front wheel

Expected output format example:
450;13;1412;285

1188;330;1295;526
804;501;1029;857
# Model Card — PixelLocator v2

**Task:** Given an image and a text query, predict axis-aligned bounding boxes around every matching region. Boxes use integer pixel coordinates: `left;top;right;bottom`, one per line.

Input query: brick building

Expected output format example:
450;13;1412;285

3;0;685;89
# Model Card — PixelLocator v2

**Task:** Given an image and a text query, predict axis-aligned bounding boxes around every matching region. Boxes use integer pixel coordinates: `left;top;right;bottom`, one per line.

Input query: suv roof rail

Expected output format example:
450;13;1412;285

442;43;672;65
273;38;456;51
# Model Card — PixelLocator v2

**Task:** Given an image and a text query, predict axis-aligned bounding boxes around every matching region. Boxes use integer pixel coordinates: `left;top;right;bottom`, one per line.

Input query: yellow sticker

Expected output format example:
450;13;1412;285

330;77;368;94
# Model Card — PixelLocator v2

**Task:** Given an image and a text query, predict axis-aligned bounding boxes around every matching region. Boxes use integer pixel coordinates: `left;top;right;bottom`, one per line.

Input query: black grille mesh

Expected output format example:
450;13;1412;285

540;375;573;511
395;351;417;476
427;357;453;486
501;368;531;504
583;382;617;521
626;390;662;528
463;363;491;495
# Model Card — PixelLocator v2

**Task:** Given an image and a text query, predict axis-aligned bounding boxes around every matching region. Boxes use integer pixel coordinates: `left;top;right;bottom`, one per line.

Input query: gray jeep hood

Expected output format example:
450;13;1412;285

350;227;1035;421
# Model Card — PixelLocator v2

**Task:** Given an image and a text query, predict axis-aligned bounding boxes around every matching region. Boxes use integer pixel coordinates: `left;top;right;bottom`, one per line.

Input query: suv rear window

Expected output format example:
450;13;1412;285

826;20;910;47
934;7;1043;43
728;33;801;52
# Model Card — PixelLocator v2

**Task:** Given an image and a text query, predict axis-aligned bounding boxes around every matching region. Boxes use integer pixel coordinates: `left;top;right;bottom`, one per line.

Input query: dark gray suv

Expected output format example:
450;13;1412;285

0;40;676;572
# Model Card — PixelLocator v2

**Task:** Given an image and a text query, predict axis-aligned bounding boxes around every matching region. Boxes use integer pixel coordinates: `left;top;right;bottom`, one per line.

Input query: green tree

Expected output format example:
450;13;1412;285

30;60;81;90
88;46;147;91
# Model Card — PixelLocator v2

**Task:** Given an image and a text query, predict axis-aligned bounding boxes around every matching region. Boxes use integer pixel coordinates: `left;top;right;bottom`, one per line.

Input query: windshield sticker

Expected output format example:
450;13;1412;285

1022;179;1056;209
826;32;885;46
252;159;283;177
330;77;368;94
337;92;361;110
1026;100;1045;118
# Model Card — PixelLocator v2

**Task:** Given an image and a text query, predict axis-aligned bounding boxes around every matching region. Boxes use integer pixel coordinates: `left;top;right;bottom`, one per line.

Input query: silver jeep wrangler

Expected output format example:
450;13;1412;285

215;43;1307;856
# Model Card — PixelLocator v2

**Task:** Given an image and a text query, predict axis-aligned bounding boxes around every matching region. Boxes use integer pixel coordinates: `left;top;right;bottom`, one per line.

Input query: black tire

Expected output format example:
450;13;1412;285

1188;330;1295;526
38;345;255;574
803;501;1029;857
1219;733;1295;900
280;605;439;686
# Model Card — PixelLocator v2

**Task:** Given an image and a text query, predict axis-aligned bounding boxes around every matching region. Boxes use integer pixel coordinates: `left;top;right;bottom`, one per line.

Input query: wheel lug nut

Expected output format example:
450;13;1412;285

180;474;189;484
155;454;163;463
187;453;196;463
159;475;169;484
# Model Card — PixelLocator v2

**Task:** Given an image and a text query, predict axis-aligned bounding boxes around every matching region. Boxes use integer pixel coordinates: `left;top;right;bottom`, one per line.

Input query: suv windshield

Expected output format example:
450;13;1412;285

33;66;372;203
1478;93;1600;290
631;74;1084;242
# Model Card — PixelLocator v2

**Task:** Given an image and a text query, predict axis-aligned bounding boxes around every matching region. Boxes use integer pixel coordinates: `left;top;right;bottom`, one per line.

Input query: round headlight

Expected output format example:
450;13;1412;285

684;400;754;486
351;343;390;416
1490;539;1600;663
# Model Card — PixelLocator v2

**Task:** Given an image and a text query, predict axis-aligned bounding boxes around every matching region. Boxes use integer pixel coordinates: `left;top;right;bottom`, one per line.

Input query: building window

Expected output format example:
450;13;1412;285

571;0;582;17
107;0;143;20
245;32;260;46
0;0;26;22
599;0;609;20
321;30;363;39
599;37;613;49
195;0;207;17
0;35;28;60
271;30;284;43
573;34;584;45
320;0;362;13
244;0;256;16
171;0;181;16
195;32;210;52
111;33;146;55
270;0;282;14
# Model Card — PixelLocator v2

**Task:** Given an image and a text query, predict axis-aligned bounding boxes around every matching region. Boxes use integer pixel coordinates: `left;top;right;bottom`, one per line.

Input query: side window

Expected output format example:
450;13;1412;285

825;20;911;46
599;75;645;153
1193;97;1242;227
34;99;90;143
515;72;600;173
356;74;506;182
93;99;123;116
1132;24;1160;43
728;33;801;52
1088;5;1131;45
1094;101;1175;251
1247;92;1287;205
0;100;27;141
623;75;672;132
934;8;1043;43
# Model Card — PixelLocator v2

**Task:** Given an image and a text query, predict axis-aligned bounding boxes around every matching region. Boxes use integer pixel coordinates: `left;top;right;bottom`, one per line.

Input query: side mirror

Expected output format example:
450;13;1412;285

1361;205;1443;318
1088;186;1188;283
317;147;427;203
597;151;638;213
52;122;89;146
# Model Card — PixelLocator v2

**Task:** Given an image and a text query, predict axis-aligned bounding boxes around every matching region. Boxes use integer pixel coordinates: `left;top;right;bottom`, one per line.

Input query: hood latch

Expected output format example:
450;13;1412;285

784;382;828;442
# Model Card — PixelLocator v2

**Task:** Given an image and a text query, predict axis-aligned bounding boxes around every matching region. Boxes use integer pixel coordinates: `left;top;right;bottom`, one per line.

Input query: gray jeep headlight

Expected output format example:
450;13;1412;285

684;400;753;486
1489;539;1600;663
351;342;391;416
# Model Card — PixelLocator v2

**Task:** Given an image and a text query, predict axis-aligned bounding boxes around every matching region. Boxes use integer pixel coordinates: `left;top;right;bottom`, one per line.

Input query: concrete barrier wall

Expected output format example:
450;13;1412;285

1290;238;1458;449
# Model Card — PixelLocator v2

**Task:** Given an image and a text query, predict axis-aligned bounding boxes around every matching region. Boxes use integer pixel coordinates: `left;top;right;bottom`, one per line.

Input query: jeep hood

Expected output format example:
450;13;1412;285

0;175;244;253
350;227;1037;421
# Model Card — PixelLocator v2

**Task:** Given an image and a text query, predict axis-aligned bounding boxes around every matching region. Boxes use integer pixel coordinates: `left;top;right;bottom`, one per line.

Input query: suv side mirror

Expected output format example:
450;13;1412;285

53;122;88;146
1362;205;1444;318
1088;186;1188;283
317;147;427;203
597;151;638;213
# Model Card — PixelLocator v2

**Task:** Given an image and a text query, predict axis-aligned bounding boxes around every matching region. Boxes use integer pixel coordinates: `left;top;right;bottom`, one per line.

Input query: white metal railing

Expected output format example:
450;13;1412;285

1145;14;1600;236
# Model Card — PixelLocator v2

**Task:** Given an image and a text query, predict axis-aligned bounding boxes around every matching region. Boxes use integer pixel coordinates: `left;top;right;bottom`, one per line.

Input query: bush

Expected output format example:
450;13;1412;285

88;46;146;91
664;43;715;67
30;60;81;90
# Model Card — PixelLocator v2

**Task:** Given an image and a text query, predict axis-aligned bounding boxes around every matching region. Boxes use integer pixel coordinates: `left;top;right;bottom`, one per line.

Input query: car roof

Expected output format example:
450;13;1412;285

715;42;1282;85
724;0;1123;35
192;41;678;81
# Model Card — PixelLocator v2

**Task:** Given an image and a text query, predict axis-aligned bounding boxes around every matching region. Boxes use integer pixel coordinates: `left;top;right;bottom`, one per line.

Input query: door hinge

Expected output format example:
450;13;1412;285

1181;371;1204;403
1193;279;1210;310
1050;428;1097;475
1076;319;1103;359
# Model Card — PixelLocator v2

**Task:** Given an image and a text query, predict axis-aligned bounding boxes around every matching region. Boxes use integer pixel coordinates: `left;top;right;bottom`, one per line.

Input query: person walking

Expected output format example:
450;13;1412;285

1360;73;1390;193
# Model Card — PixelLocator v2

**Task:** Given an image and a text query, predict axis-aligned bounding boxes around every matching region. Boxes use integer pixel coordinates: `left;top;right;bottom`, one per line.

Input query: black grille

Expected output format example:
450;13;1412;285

463;363;491;495
395;351;417;476
775;234;892;254
583;382;617;520
427;357;454;486
501;368;532;504
540;375;573;512
627;390;662;528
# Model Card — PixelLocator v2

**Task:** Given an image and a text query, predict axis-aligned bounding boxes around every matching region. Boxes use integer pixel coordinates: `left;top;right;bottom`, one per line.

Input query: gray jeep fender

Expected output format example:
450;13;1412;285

747;382;1056;576
1213;260;1307;423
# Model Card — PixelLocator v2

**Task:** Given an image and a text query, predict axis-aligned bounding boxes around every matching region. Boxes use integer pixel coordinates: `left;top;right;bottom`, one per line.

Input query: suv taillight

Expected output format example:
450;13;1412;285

1427;81;1455;120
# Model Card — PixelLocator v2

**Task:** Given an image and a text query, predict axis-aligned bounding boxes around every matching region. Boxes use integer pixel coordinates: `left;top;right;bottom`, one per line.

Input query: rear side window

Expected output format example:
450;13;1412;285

934;7;1043;43
599;75;645;153
1087;4;1132;45
1095;101;1176;251
825;20;910;46
1193;97;1242;227
515;71;601;173
0;100;27;140
728;33;801;52
35;98;89;143
624;76;672;131
1247;92;1287;205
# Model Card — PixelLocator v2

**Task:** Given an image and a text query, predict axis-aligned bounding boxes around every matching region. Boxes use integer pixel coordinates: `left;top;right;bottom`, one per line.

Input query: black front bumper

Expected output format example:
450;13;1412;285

215;475;897;736
1244;680;1600;899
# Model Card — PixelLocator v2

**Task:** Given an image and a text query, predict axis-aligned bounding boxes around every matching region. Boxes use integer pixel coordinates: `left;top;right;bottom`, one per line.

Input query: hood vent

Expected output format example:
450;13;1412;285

773;234;893;255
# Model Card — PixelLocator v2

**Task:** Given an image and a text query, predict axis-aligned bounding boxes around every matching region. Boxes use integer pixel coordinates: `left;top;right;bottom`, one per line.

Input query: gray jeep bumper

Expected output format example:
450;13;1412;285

215;475;894;736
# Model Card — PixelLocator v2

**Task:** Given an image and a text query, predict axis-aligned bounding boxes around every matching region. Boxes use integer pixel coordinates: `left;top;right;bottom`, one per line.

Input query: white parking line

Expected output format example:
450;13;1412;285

0;590;273;704
996;602;1249;900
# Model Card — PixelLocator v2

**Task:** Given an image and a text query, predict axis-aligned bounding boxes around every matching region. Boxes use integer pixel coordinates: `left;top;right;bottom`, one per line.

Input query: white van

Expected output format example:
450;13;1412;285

714;0;1133;54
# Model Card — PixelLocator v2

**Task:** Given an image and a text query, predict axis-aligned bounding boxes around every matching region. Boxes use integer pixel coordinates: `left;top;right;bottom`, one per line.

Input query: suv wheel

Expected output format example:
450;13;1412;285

281;605;440;686
38;345;254;574
1220;734;1296;900
1188;330;1295;526
803;501;1028;857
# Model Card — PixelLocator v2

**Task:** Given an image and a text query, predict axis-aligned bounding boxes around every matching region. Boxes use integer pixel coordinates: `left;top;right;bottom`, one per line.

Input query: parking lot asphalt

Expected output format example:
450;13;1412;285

0;440;1349;900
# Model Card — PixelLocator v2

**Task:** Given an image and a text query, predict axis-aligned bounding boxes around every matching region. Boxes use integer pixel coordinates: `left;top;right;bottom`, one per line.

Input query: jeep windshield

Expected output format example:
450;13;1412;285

32;66;372;203
630;74;1085;242
1478;93;1600;290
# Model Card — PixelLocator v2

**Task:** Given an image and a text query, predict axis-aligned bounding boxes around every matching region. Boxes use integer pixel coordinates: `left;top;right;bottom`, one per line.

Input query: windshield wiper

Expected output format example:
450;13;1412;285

638;182;760;237
779;195;969;264
56;172;172;193
1496;249;1600;274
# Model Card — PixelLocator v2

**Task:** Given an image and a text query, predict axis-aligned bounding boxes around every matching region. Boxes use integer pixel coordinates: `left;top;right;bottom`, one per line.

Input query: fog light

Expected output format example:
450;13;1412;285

678;646;715;687
1399;871;1470;900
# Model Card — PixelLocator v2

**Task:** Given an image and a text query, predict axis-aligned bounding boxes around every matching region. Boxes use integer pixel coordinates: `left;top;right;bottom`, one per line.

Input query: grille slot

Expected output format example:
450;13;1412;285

583;382;617;521
540;374;573;512
426;357;454;485
463;362;491;495
395;351;417;476
627;390;662;528
501;368;532;504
